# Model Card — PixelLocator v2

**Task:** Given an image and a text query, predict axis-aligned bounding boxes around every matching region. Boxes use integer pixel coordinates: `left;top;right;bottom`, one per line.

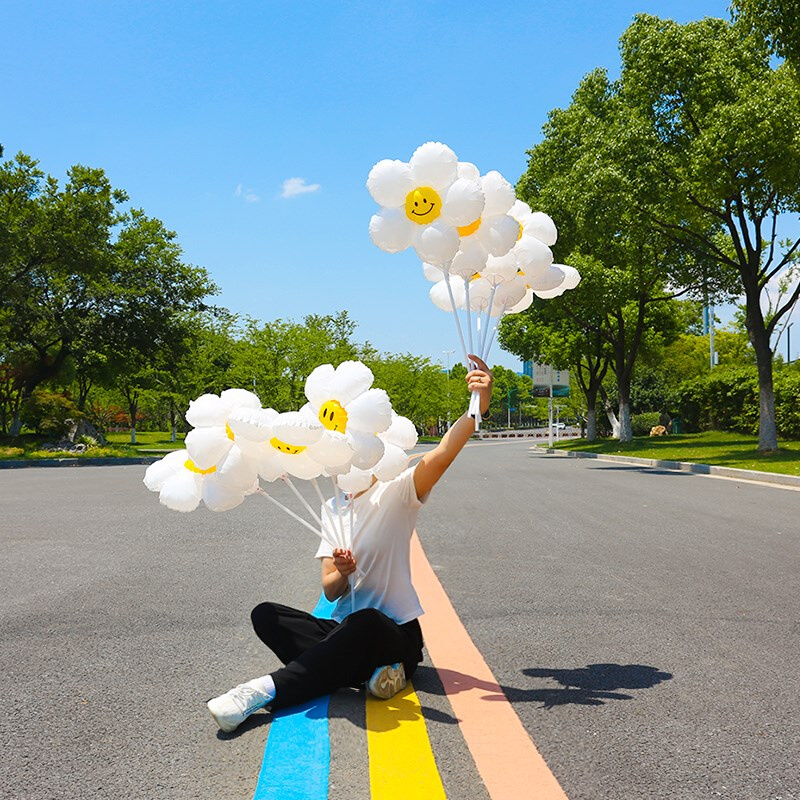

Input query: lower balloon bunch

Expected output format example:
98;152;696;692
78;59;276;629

143;360;417;554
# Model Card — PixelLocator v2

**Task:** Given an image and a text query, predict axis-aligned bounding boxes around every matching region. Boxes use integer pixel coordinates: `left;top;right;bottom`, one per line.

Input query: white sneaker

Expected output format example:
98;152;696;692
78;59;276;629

367;663;407;700
207;680;272;732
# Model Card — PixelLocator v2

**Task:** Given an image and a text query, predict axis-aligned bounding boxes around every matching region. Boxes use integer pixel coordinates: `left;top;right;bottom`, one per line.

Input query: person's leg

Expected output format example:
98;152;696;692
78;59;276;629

250;601;338;664
208;602;338;732
270;609;423;709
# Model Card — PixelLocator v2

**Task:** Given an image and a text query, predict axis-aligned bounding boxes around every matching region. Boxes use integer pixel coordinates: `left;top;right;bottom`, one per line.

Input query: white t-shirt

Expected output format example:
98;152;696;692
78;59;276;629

315;466;427;625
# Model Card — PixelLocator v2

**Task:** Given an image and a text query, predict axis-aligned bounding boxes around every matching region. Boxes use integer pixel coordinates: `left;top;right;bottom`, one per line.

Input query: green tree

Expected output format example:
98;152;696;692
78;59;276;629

732;0;800;64
617;14;800;450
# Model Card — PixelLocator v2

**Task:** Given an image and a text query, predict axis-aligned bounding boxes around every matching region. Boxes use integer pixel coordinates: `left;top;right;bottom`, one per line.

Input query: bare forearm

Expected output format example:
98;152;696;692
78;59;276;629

323;570;348;601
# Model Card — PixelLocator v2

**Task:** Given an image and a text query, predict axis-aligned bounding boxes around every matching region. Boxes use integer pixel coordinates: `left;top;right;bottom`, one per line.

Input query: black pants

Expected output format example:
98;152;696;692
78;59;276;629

250;602;424;710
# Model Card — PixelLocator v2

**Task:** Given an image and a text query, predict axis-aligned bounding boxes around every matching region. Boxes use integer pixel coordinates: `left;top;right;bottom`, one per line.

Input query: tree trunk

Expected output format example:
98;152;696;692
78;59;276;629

586;407;597;442
9;409;23;437
618;396;633;442
598;384;620;438
745;286;779;452
751;327;778;451
170;401;177;443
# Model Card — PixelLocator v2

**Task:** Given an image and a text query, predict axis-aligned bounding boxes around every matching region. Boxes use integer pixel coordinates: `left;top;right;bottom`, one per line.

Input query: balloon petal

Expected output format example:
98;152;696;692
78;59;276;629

450;236;487;278
202;477;245;512
413;221;460;267
227;406;277;442
457;161;481;182
143;449;186;492
481;171;516;216
526;211;558;246
514;235;554;277
506;287;535;314
369;208;415;253
372;442;409;482
185;426;233;471
305;363;336;409
219;388;261;412
185;394;227;428
409;141;458;191
479;214;521;257
441;179;485;226
271;411;323;446
422;262;444;282
430;279;464;312
216;446;260;490
380;414;418;450
349;430;385;470
159;470;202;513
560;264;582;290
330;361;374;406
337;466;375;494
530;264;567;292
346;388;392;433
367;159;414;207
482;252;518;284
280;451;324;480
307;431;354;468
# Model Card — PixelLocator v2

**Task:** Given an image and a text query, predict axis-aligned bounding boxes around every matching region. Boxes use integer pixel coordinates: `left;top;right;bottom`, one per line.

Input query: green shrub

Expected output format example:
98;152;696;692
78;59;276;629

21;390;82;437
631;412;663;436
775;371;800;439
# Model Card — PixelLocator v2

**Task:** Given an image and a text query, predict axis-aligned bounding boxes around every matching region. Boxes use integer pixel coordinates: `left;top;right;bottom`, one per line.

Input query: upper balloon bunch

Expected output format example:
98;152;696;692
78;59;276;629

367;141;581;424
143;361;418;513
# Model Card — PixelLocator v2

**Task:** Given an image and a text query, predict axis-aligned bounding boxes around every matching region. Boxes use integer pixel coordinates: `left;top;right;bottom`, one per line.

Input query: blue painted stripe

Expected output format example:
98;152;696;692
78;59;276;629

252;594;337;800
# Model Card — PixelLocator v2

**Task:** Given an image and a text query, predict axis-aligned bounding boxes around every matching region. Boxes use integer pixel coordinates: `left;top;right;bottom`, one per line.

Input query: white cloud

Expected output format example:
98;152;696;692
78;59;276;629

281;177;321;198
234;183;260;203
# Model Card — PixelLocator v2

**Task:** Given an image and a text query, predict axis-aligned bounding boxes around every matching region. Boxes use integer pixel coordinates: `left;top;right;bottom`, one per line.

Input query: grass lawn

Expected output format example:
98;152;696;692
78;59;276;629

0;430;184;460
549;430;800;477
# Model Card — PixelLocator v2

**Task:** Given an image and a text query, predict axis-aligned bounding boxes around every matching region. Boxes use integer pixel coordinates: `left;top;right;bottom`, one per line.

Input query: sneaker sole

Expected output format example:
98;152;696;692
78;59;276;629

368;663;407;700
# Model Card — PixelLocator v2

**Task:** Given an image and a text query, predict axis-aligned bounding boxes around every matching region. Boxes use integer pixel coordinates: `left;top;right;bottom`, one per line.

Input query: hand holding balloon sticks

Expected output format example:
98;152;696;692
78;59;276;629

368;141;582;428
143;361;420;614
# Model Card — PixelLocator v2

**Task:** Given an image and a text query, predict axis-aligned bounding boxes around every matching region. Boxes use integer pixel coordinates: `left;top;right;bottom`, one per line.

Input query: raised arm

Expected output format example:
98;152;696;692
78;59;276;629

413;354;493;500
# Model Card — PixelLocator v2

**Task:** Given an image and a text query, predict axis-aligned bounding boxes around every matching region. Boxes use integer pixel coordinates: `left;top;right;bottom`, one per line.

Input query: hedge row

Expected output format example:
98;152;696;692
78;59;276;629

677;367;800;438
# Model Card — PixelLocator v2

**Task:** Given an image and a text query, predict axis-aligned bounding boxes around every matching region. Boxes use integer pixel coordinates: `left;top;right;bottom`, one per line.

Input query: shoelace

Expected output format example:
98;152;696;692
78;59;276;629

229;683;266;714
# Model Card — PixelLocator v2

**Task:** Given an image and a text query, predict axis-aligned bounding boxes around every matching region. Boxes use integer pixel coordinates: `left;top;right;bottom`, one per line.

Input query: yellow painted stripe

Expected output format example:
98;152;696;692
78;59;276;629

366;681;447;799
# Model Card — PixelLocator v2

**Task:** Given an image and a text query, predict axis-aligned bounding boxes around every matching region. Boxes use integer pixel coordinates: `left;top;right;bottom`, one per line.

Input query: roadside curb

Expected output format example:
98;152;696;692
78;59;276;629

534;447;800;488
0;456;159;470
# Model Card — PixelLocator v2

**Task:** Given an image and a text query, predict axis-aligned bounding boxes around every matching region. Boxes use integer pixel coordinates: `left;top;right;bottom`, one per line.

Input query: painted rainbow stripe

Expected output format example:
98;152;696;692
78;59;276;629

251;593;336;800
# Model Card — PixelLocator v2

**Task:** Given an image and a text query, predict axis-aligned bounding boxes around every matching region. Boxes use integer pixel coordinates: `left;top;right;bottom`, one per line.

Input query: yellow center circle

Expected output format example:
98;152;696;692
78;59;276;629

225;422;235;441
185;459;217;475
405;186;442;225
457;217;482;237
319;399;348;433
270;437;307;455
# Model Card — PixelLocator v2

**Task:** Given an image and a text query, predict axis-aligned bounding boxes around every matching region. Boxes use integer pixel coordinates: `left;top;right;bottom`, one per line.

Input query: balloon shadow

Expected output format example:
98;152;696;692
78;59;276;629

413;663;672;710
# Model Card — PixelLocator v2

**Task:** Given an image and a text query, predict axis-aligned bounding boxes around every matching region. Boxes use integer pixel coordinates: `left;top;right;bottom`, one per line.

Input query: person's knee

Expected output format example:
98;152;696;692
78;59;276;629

250;601;280;635
346;607;386;633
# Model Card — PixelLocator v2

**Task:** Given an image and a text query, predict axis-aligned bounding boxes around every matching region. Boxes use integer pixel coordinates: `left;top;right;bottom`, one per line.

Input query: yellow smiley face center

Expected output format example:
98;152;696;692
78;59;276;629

405;186;442;225
185;459;217;475
270;436;306;455
225;422;235;441
319;399;348;433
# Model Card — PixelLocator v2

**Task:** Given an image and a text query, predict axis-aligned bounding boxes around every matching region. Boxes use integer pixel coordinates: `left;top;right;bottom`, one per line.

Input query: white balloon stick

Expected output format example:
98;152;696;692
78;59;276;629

256;487;332;544
481;283;499;356
481;306;507;364
443;270;471;368
281;475;323;528
330;476;348;550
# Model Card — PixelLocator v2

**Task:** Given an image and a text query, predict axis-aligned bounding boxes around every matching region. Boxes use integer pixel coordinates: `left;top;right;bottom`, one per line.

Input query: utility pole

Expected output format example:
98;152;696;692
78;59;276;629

443;350;454;430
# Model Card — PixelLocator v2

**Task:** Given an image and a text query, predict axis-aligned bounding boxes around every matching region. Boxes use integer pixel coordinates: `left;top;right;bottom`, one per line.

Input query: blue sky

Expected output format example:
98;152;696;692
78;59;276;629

5;0;775;371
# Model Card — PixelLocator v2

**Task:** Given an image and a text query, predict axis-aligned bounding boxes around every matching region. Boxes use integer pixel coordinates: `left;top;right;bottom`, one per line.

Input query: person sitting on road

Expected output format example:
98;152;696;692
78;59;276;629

207;355;493;732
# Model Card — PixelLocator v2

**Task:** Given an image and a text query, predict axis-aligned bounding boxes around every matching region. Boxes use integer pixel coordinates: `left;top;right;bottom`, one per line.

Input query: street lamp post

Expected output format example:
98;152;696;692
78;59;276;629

788;322;794;364
443;350;455;430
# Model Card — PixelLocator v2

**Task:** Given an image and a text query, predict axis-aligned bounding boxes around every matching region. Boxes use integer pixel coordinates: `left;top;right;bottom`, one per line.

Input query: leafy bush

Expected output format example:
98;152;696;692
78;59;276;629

678;366;799;439
20;390;83;437
631;412;663;436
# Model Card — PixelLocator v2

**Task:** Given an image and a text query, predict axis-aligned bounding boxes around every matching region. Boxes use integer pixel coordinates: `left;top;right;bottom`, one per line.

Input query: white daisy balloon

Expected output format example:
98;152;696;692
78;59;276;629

368;142;485;267
303;360;393;471
143;449;253;513
258;411;326;481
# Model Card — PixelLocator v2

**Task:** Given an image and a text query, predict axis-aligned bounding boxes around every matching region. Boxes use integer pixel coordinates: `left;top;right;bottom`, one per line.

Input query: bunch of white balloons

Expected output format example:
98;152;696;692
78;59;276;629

143;361;418;561
368;142;581;424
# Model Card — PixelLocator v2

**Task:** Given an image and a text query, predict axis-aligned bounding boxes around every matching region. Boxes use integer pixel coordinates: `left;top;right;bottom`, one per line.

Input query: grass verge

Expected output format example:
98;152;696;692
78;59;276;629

549;430;800;476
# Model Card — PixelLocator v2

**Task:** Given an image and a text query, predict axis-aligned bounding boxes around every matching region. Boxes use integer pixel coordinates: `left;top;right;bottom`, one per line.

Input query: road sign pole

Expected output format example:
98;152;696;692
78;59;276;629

548;390;553;447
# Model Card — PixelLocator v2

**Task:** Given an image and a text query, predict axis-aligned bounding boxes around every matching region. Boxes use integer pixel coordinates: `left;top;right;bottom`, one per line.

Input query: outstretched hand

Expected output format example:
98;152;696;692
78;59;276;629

466;354;493;414
332;548;357;577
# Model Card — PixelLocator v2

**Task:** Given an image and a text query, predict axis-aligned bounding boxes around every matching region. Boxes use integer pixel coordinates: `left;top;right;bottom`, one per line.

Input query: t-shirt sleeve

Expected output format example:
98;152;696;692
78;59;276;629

396;465;428;508
315;538;334;559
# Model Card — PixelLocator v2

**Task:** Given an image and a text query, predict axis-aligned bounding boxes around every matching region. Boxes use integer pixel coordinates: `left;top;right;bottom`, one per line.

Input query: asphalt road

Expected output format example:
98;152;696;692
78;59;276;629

1;443;798;799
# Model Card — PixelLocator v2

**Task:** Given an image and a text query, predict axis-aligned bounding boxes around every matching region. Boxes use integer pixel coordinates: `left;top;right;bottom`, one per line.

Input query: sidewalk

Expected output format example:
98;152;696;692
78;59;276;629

535;446;800;488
